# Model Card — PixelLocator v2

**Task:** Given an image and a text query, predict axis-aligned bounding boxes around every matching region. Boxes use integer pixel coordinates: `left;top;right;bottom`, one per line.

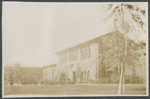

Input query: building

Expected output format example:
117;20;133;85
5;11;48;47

43;64;57;81
4;66;43;85
56;30;146;83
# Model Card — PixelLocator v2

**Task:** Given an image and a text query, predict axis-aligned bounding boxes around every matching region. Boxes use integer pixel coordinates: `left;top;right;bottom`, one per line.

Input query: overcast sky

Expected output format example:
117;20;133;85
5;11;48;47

2;2;148;67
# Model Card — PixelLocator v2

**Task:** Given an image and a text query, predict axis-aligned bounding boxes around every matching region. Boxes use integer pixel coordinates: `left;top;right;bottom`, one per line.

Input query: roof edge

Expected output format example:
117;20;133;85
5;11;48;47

56;30;120;54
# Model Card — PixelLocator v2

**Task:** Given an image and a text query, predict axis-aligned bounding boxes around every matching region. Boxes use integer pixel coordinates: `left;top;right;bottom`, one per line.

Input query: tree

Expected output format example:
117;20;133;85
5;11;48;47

8;69;14;85
13;63;21;84
14;63;21;67
59;72;67;84
104;3;146;94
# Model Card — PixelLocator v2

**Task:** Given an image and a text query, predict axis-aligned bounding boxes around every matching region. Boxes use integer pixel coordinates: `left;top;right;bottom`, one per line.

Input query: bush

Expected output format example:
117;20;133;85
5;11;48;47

59;72;67;84
9;76;14;85
125;75;143;84
20;77;38;85
9;81;13;85
43;80;58;84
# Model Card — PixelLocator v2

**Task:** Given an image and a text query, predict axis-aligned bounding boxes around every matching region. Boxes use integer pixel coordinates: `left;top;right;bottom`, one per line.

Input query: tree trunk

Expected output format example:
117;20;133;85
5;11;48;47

118;32;127;94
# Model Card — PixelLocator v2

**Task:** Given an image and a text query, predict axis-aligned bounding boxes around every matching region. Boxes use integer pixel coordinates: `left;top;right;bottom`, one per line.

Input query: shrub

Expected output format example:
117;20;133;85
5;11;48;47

43;80;58;84
125;75;143;84
59;72;67;84
9;81;13;85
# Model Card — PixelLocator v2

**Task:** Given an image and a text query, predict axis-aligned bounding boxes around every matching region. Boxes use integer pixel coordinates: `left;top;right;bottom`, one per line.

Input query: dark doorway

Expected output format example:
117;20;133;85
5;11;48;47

73;71;76;82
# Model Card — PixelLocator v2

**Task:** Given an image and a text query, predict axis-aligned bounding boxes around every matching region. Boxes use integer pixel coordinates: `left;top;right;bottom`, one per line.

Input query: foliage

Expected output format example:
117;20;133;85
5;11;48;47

76;66;83;83
98;31;146;84
14;63;21;67
4;65;43;85
59;72;67;84
98;31;124;79
102;4;146;88
104;4;146;35
125;74;143;84
43;80;58;84
20;76;38;84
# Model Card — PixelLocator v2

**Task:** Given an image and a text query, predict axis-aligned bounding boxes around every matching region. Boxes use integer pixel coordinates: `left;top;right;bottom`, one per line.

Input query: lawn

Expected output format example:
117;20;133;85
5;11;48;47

4;84;146;96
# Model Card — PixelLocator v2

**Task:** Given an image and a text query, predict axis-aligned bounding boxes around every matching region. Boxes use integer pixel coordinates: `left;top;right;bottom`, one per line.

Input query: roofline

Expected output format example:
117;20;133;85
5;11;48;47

4;66;42;69
56;30;120;54
43;64;56;68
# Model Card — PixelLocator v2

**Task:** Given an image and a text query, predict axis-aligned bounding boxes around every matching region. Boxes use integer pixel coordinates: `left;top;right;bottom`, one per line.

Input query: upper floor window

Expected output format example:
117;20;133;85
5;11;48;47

85;48;87;58
60;53;68;64
88;47;91;58
80;46;91;59
80;48;83;59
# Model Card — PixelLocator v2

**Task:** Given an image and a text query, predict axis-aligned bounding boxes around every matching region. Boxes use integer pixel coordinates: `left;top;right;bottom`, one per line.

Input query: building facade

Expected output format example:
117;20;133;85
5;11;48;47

56;31;146;83
43;64;57;81
57;37;99;83
4;66;43;85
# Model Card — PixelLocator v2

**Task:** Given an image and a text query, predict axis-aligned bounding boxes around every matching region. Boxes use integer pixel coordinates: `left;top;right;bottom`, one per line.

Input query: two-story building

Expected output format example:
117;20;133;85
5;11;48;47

56;30;146;83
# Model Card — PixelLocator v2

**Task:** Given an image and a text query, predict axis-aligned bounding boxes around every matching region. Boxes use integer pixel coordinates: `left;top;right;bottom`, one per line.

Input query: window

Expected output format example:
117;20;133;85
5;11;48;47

81;71;83;78
69;52;72;62
75;50;77;60
85;48;87;58
87;71;90;76
80;48;83;59
70;52;72;61
69;52;71;62
83;48;85;59
89;48;91;58
85;71;86;77
65;53;68;63
73;51;75;61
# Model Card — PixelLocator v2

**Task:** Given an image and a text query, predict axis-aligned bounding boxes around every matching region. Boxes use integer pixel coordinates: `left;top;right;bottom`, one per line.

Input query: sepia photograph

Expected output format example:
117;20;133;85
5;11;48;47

2;1;148;97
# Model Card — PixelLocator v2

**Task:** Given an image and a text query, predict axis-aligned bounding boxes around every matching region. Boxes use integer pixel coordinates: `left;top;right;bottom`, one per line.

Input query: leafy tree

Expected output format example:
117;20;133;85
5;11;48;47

14;63;21;67
8;69;14;85
13;63;21;84
104;4;146;35
104;3;147;94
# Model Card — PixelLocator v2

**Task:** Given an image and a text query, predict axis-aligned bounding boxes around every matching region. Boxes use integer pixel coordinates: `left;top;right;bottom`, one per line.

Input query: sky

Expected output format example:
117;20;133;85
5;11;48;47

2;2;148;67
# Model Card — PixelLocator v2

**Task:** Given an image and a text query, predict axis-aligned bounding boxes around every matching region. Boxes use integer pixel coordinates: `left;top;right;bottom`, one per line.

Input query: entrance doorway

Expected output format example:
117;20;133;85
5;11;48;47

73;71;76;82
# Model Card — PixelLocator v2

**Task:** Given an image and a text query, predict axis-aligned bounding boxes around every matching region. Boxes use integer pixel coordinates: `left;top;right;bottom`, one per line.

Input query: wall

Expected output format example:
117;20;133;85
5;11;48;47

57;41;99;82
43;66;57;81
56;31;146;84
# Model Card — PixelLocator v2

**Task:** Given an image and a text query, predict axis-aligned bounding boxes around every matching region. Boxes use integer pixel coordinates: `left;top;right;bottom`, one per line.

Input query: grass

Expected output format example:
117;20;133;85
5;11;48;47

4;84;146;96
